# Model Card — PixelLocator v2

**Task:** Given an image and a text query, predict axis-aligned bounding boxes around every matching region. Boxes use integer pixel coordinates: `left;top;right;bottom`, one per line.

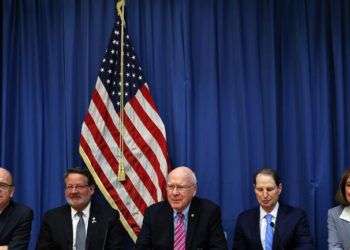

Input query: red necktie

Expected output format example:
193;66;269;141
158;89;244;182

174;212;186;250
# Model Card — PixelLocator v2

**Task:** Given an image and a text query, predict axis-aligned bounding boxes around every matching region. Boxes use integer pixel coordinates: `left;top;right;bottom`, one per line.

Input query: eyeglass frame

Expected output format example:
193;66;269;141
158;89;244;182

0;182;14;191
65;184;90;192
166;184;195;192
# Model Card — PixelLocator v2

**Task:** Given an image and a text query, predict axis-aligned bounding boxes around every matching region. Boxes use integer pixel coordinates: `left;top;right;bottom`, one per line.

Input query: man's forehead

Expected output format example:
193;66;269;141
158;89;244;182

168;173;192;184
255;183;277;188
0;169;12;183
256;173;276;182
255;178;276;184
65;173;88;182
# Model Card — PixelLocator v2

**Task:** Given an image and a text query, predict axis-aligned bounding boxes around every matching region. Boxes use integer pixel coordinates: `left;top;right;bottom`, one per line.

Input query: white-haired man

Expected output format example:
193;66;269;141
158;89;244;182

136;166;227;249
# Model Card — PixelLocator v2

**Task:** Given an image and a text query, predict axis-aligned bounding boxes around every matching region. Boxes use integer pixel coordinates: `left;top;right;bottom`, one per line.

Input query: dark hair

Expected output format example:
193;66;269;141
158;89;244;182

64;168;95;186
253;168;281;186
335;168;350;206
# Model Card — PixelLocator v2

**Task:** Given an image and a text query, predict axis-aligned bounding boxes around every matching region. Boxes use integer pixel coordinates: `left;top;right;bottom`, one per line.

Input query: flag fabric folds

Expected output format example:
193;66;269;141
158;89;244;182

79;9;170;241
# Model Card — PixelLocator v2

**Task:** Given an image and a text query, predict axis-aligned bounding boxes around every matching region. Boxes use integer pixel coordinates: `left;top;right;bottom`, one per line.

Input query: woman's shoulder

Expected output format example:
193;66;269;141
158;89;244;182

328;205;344;217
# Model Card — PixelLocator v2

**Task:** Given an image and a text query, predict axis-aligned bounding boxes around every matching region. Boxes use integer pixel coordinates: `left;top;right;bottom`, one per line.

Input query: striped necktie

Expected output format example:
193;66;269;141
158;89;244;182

174;212;186;250
264;213;274;250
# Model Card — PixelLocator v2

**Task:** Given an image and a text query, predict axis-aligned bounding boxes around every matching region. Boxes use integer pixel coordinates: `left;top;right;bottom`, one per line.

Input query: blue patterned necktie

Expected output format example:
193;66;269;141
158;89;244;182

264;213;274;250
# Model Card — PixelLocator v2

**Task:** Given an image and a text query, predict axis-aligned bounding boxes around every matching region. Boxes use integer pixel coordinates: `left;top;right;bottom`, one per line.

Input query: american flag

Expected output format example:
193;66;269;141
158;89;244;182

79;11;170;241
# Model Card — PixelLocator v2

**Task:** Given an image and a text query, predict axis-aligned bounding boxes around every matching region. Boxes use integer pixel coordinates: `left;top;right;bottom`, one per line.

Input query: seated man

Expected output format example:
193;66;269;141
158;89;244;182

0;167;33;250
233;168;314;250
37;168;126;250
136;166;228;250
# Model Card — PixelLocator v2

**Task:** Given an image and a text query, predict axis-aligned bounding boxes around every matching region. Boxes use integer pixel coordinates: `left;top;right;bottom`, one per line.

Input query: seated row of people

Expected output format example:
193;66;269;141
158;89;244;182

0;166;349;249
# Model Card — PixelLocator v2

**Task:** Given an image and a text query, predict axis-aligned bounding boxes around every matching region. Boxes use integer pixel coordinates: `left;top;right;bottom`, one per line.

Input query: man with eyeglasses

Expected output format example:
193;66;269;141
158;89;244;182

136;166;228;249
0;167;33;250
233;168;314;250
37;168;126;250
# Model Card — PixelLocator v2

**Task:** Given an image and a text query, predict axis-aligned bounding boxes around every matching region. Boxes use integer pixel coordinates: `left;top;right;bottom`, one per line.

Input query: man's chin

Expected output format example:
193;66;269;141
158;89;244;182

69;203;86;210
261;204;273;212
67;199;83;207
170;203;184;211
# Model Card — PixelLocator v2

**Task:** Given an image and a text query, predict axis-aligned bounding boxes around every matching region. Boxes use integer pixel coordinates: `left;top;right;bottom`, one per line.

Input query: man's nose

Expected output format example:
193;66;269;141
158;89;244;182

172;187;180;194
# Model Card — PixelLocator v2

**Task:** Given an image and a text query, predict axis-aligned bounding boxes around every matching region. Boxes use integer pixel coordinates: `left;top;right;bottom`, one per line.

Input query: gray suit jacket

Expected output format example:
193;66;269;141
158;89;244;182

328;205;350;250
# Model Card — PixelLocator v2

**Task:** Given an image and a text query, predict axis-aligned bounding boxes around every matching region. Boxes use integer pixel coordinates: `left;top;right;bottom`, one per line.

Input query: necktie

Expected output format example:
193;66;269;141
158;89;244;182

264;213;274;250
174;212;186;250
76;211;86;250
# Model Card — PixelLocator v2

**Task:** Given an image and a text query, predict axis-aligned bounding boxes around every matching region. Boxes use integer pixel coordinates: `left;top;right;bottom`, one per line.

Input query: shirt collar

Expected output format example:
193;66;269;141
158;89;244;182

339;206;350;222
259;202;279;220
173;203;191;220
71;202;91;218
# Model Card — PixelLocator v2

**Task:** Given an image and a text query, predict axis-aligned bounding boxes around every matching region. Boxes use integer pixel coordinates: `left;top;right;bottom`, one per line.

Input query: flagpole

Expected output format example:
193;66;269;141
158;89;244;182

117;0;126;181
80;0;170;241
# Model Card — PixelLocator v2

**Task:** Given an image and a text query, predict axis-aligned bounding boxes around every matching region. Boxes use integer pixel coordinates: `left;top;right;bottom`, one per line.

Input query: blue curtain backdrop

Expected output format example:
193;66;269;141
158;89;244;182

1;0;350;249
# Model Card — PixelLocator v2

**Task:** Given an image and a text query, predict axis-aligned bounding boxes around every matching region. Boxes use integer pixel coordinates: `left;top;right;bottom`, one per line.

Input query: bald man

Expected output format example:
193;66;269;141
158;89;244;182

0;167;33;250
136;166;227;250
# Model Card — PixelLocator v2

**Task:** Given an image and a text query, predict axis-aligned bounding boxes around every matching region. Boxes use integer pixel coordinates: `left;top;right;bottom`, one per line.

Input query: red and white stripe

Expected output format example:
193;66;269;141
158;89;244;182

80;77;169;240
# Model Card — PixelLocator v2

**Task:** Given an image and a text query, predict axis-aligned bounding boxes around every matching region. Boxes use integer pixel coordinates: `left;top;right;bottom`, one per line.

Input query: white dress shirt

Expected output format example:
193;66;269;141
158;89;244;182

71;203;91;250
259;202;279;250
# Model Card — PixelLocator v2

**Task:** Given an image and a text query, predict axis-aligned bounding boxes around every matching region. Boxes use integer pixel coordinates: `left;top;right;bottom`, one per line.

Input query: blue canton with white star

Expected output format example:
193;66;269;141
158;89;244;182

99;17;145;111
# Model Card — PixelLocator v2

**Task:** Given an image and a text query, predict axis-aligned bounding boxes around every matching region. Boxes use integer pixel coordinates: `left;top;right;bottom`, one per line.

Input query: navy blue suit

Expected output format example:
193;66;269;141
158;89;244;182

0;200;33;250
36;202;125;250
233;204;314;250
136;196;227;250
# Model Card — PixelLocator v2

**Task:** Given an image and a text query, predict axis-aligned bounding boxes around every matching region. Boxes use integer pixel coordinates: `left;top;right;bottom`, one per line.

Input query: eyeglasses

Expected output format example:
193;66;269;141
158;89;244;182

65;184;89;191
0;182;13;191
166;184;194;192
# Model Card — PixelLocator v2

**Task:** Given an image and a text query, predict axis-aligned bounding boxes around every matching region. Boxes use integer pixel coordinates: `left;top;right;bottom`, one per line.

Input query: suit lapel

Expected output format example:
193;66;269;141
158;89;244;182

185;197;200;249
254;208;264;250
0;201;14;237
86;203;100;250
0;215;6;238
63;205;73;249
166;203;175;248
273;205;287;250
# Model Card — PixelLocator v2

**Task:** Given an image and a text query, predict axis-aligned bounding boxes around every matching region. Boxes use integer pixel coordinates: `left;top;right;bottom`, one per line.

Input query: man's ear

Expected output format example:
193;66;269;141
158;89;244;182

278;183;282;194
10;186;15;198
89;185;95;194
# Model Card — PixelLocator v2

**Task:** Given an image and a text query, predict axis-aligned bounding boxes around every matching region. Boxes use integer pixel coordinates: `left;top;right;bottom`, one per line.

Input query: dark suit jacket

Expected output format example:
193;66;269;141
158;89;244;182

0;200;33;249
135;196;228;250
233;204;314;250
36;202;125;250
